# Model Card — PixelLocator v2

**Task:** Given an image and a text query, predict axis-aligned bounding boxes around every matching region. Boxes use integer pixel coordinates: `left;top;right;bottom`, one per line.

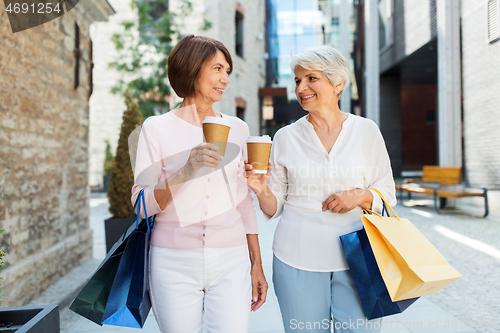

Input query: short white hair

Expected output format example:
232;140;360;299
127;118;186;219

290;45;350;96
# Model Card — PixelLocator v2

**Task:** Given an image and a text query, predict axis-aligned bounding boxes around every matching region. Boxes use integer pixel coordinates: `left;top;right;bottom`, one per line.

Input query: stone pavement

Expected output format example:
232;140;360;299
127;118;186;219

35;192;500;332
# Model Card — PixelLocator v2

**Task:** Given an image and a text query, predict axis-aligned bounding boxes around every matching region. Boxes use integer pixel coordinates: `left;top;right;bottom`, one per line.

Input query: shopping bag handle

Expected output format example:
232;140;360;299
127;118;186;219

136;190;152;235
362;208;383;218
122;191;142;241
141;191;156;233
365;188;400;220
121;190;155;240
365;199;390;217
363;190;388;218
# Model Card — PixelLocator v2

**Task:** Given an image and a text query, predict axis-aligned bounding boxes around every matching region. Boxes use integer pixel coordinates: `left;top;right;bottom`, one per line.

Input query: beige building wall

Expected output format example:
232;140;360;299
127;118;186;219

88;0;135;188
0;0;114;307
459;0;500;212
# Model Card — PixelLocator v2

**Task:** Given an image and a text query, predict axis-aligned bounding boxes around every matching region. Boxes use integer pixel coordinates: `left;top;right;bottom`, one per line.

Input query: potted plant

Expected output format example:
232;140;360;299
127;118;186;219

105;92;143;253
0;231;59;332
102;140;114;193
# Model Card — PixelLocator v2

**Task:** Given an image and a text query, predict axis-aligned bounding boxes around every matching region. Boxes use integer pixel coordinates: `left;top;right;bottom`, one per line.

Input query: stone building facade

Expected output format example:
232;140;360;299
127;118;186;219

88;0;136;188
0;0;115;307
461;0;500;189
376;0;439;177
366;0;500;210
88;0;266;188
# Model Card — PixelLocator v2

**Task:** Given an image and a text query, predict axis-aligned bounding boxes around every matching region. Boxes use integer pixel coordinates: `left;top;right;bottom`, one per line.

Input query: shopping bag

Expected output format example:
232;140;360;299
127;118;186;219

362;188;462;302
69;192;144;325
101;191;154;328
340;204;419;319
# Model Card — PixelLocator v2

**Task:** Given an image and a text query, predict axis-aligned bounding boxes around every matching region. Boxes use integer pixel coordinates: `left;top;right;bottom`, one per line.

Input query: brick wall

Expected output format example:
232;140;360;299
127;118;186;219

0;0;113;307
461;0;500;188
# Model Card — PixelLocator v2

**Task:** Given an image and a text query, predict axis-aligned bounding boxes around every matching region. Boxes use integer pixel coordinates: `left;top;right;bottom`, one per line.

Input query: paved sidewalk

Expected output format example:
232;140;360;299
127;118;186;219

48;193;500;332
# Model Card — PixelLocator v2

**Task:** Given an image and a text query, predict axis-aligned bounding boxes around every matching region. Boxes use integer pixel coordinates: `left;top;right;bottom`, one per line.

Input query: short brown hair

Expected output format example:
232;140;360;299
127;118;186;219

167;35;233;98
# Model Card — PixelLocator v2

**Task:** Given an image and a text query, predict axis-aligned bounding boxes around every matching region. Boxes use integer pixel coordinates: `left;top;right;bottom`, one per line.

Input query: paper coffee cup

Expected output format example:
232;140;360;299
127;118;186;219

246;135;272;174
202;116;231;156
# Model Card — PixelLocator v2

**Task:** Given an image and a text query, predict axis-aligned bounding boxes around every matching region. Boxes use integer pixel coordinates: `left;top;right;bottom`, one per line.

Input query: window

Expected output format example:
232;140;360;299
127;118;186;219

426;110;436;125
329;17;340;46
262;96;273;120
141;0;168;21
488;0;500;43
378;0;394;50
138;0;168;37
74;23;80;90
236;97;246;120
89;39;93;99
237;107;245;120
235;3;244;57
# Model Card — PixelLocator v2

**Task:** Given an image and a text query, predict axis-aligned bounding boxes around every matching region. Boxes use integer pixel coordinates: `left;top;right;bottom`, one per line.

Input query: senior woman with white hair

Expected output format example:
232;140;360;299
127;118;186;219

242;46;396;332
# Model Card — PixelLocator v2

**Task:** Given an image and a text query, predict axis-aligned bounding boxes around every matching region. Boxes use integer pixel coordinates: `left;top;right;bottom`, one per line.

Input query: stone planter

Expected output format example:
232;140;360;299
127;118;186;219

105;217;132;253
0;304;59;333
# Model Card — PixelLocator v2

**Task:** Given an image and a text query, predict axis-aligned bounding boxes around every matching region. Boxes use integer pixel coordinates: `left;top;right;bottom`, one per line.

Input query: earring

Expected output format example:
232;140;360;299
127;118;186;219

335;90;338;94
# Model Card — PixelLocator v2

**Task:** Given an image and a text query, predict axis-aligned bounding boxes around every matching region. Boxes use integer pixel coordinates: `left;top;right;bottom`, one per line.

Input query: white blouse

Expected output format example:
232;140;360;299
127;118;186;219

268;113;397;272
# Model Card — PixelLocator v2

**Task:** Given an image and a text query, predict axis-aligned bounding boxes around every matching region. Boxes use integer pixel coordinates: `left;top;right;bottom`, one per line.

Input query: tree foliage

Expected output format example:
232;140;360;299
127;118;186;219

107;92;143;218
109;0;210;119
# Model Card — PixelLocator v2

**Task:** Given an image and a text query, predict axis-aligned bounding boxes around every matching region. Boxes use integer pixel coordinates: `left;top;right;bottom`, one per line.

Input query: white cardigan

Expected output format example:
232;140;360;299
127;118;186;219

268;113;397;272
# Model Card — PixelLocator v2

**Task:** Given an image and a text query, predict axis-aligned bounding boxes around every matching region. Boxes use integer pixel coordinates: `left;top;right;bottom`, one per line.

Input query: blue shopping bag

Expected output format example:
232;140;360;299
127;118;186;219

340;201;418;319
70;191;146;326
101;191;155;328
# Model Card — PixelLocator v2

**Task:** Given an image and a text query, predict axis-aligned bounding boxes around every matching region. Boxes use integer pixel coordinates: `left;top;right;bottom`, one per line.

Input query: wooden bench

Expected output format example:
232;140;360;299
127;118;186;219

396;166;489;217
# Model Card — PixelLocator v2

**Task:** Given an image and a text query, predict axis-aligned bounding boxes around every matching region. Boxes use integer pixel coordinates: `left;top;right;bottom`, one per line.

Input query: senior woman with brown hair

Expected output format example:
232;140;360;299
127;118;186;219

131;34;267;333
243;45;396;332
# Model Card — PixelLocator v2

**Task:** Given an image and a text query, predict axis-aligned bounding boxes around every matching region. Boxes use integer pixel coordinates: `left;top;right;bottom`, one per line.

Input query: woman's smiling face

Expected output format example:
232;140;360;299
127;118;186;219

194;50;231;104
294;65;337;112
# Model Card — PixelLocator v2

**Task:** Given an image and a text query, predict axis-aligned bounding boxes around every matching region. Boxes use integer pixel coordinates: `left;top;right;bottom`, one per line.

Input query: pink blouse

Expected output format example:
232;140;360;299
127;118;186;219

131;105;258;249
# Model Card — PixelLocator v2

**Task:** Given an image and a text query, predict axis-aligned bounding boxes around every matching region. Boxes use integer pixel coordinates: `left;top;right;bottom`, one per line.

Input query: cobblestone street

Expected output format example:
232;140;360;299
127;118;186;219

55;193;500;332
391;200;500;333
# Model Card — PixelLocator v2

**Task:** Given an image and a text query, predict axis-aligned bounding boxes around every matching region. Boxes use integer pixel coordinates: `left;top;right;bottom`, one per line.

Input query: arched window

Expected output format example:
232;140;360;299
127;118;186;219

235;2;244;57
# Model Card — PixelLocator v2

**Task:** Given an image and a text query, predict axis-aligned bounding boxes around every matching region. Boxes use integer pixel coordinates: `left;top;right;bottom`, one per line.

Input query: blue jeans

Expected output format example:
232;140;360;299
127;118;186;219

273;255;382;333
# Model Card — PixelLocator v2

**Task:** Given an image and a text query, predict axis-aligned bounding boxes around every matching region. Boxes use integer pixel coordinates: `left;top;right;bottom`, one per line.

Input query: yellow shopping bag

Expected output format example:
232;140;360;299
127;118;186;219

362;188;462;302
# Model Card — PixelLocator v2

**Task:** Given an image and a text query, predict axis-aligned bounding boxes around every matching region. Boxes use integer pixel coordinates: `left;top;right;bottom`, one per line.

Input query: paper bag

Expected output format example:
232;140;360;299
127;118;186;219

361;213;462;302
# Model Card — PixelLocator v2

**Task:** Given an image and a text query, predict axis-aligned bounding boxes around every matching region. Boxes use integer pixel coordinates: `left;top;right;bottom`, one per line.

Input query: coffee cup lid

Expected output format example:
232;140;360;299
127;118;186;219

202;116;230;127
246;135;272;143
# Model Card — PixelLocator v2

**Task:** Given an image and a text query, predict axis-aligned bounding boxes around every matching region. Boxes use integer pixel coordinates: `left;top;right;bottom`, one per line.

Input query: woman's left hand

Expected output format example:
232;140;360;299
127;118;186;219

250;264;268;311
322;189;371;213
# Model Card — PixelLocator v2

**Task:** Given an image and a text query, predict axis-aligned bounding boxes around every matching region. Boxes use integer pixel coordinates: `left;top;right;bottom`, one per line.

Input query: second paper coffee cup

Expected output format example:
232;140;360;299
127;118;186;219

202;116;231;156
247;135;272;174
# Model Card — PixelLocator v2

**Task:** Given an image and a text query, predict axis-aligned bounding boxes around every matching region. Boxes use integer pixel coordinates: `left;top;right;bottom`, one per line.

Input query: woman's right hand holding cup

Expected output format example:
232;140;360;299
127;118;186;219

240;160;278;217
241;161;273;196
182;143;222;180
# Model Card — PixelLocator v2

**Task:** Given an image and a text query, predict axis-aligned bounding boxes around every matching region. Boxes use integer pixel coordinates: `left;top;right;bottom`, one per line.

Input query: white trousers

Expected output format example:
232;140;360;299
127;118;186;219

149;244;252;333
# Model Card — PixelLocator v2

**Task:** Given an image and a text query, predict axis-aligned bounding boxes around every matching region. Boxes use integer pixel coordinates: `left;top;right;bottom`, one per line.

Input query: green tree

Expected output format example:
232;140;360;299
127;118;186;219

109;0;211;119
107;92;143;218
